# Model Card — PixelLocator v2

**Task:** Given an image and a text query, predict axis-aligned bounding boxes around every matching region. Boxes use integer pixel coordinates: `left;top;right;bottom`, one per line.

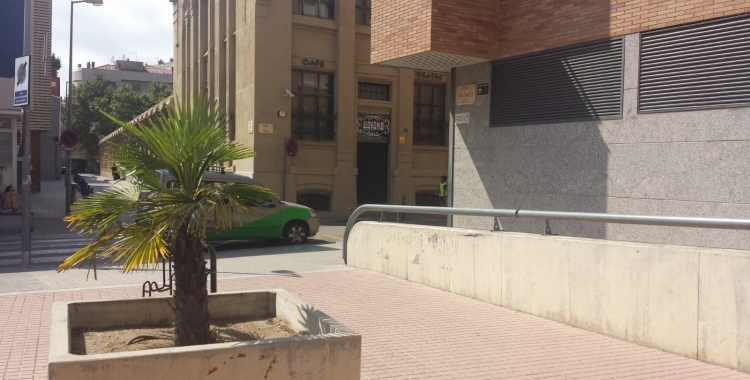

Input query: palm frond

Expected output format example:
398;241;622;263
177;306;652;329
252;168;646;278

64;94;272;276
100;227;169;272
57;228;121;279
64;182;141;236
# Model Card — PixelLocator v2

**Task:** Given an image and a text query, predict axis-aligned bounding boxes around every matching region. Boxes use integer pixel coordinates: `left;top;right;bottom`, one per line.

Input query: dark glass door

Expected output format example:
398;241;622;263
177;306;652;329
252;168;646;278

356;142;388;204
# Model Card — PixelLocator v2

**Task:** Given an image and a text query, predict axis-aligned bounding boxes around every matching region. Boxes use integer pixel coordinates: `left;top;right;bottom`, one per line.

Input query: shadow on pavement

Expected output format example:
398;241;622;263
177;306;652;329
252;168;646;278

209;238;340;259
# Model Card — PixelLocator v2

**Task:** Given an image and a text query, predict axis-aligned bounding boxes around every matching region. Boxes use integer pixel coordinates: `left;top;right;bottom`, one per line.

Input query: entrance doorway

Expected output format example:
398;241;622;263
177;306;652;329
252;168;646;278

357;142;388;204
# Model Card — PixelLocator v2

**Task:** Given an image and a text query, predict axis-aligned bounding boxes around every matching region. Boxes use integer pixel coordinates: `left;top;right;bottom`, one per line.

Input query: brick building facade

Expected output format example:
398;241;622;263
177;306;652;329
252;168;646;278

372;0;750;69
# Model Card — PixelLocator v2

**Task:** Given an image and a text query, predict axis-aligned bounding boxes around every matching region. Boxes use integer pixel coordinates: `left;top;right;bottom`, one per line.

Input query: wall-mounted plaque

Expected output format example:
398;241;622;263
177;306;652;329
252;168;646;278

456;84;476;106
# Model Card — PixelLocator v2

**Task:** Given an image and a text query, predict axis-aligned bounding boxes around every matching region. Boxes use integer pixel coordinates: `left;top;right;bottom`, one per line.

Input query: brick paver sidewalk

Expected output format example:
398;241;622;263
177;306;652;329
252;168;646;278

2;269;748;380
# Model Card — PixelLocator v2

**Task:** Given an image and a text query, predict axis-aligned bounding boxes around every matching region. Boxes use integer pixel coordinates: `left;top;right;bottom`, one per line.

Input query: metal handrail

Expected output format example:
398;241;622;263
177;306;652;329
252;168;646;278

342;205;750;264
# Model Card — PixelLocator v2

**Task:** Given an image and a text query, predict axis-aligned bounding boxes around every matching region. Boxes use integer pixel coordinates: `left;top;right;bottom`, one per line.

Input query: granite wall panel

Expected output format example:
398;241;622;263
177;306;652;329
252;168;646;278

453;33;750;250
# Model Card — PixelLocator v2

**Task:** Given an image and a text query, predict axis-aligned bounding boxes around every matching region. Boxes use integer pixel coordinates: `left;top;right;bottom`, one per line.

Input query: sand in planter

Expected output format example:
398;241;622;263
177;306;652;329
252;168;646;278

72;318;302;355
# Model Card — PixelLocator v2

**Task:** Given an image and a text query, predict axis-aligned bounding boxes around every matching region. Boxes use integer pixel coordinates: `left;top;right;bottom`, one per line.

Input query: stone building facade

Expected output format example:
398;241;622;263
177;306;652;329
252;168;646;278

169;0;450;217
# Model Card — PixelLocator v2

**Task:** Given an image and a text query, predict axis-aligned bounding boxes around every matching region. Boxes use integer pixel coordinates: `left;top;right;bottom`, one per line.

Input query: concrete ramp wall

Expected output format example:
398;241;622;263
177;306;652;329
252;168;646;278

347;222;750;373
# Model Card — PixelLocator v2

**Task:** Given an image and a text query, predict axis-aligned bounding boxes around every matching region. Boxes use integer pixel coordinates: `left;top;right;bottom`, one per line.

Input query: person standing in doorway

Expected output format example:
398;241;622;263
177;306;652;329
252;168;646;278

439;176;448;207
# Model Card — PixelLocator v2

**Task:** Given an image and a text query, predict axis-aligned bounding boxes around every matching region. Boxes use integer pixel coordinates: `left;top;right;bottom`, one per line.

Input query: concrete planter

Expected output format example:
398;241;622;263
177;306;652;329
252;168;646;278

49;289;361;380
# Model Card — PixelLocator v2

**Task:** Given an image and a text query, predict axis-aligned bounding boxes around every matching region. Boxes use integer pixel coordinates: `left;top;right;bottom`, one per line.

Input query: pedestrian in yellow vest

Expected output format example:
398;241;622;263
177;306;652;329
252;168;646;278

439;176;447;207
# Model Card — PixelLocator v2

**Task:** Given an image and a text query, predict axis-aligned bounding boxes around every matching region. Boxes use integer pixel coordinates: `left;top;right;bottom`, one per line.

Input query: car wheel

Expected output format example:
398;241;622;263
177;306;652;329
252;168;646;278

283;221;308;245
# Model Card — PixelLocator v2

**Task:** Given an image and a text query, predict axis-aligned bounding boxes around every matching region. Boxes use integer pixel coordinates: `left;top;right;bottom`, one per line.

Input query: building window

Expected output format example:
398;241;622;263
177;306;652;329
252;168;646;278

292;70;335;141
356;0;371;25
491;37;624;126
639;13;750;113
292;0;334;19
415;191;441;207
131;83;141;92
413;83;446;146
297;191;331;212
358;82;389;101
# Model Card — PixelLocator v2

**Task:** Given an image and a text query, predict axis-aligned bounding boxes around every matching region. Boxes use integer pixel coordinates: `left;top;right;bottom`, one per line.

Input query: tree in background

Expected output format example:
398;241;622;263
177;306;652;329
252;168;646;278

71;76;115;158
144;82;172;106
51;53;62;77
109;85;148;125
71;75;173;168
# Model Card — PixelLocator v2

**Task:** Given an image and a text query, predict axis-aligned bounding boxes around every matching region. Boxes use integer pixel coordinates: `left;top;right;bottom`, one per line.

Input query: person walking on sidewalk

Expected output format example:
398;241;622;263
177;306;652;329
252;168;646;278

439;176;448;207
1;185;19;213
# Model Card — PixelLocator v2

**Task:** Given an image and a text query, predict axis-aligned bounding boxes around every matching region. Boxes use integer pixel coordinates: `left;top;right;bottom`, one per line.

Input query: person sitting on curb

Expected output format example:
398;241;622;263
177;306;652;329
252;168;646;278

1;186;20;213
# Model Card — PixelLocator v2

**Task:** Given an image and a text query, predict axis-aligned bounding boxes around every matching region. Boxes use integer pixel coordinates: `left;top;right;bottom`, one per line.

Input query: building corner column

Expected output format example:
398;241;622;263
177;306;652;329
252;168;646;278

393;68;415;206
332;0;357;216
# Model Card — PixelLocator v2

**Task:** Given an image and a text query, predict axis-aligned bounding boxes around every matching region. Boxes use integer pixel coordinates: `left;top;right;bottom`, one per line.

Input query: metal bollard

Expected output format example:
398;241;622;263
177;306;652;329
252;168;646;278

493;217;504;231
396;196;406;223
544;219;557;236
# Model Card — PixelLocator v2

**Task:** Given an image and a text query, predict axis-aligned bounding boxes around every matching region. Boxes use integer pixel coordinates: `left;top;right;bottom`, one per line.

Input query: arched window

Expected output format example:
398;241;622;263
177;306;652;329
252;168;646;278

415;190;440;207
297;191;331;212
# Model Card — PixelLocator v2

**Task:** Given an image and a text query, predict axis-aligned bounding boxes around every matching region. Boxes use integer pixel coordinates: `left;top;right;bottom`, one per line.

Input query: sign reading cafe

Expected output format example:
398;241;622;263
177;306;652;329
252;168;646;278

357;114;390;139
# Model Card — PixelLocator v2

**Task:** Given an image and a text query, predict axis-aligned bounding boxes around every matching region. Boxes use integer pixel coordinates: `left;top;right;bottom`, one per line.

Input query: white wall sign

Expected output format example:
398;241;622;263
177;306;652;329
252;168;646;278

455;112;470;125
14;56;30;107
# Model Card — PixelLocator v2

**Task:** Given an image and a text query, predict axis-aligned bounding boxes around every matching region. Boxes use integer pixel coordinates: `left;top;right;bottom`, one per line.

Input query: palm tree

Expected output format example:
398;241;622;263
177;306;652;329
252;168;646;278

58;96;276;346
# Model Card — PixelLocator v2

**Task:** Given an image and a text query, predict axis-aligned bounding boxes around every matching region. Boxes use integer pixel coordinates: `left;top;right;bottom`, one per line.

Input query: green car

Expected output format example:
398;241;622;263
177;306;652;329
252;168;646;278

157;170;320;244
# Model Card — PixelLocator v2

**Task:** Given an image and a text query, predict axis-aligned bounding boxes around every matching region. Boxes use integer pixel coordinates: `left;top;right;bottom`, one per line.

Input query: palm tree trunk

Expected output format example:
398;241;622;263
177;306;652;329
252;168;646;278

172;226;211;346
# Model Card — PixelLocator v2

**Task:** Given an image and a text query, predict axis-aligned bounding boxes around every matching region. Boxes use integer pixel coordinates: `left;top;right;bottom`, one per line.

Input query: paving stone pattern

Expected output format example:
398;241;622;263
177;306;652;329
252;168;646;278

2;269;749;380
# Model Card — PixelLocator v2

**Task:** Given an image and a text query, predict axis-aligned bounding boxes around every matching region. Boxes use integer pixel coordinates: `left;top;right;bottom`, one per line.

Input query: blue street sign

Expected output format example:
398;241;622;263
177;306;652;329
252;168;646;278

14;56;30;107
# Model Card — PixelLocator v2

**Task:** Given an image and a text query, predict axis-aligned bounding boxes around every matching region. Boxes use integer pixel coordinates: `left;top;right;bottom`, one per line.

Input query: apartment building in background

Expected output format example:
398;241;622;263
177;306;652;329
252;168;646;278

167;0;449;217
369;0;750;251
72;59;174;94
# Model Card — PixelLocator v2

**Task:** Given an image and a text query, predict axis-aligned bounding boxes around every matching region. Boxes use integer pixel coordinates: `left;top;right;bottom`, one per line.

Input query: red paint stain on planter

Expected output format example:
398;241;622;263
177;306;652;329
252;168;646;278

264;355;278;379
208;367;218;376
238;353;246;358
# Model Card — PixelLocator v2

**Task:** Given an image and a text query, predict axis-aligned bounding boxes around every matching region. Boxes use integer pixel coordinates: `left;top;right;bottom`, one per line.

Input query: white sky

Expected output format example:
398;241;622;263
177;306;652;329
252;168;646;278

52;0;174;97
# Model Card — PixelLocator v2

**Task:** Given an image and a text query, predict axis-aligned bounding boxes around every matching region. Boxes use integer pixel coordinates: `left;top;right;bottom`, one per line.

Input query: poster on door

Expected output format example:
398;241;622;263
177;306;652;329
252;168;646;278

357;113;390;143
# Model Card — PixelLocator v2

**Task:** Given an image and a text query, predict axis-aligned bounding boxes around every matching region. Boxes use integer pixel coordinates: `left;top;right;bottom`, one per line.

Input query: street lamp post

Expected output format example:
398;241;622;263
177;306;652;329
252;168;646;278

65;0;103;214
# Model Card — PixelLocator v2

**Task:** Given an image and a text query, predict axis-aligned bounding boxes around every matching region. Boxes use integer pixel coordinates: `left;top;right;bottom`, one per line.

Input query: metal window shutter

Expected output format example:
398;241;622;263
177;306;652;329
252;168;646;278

490;37;624;127
639;14;750;113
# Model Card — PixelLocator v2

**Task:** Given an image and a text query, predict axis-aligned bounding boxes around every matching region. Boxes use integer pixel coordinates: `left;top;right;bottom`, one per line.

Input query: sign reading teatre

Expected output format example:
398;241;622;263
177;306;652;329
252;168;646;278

415;71;444;81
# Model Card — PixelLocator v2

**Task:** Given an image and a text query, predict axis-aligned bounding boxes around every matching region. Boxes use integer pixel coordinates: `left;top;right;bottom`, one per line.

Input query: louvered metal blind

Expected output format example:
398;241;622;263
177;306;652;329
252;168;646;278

639;14;750;113
490;38;624;127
